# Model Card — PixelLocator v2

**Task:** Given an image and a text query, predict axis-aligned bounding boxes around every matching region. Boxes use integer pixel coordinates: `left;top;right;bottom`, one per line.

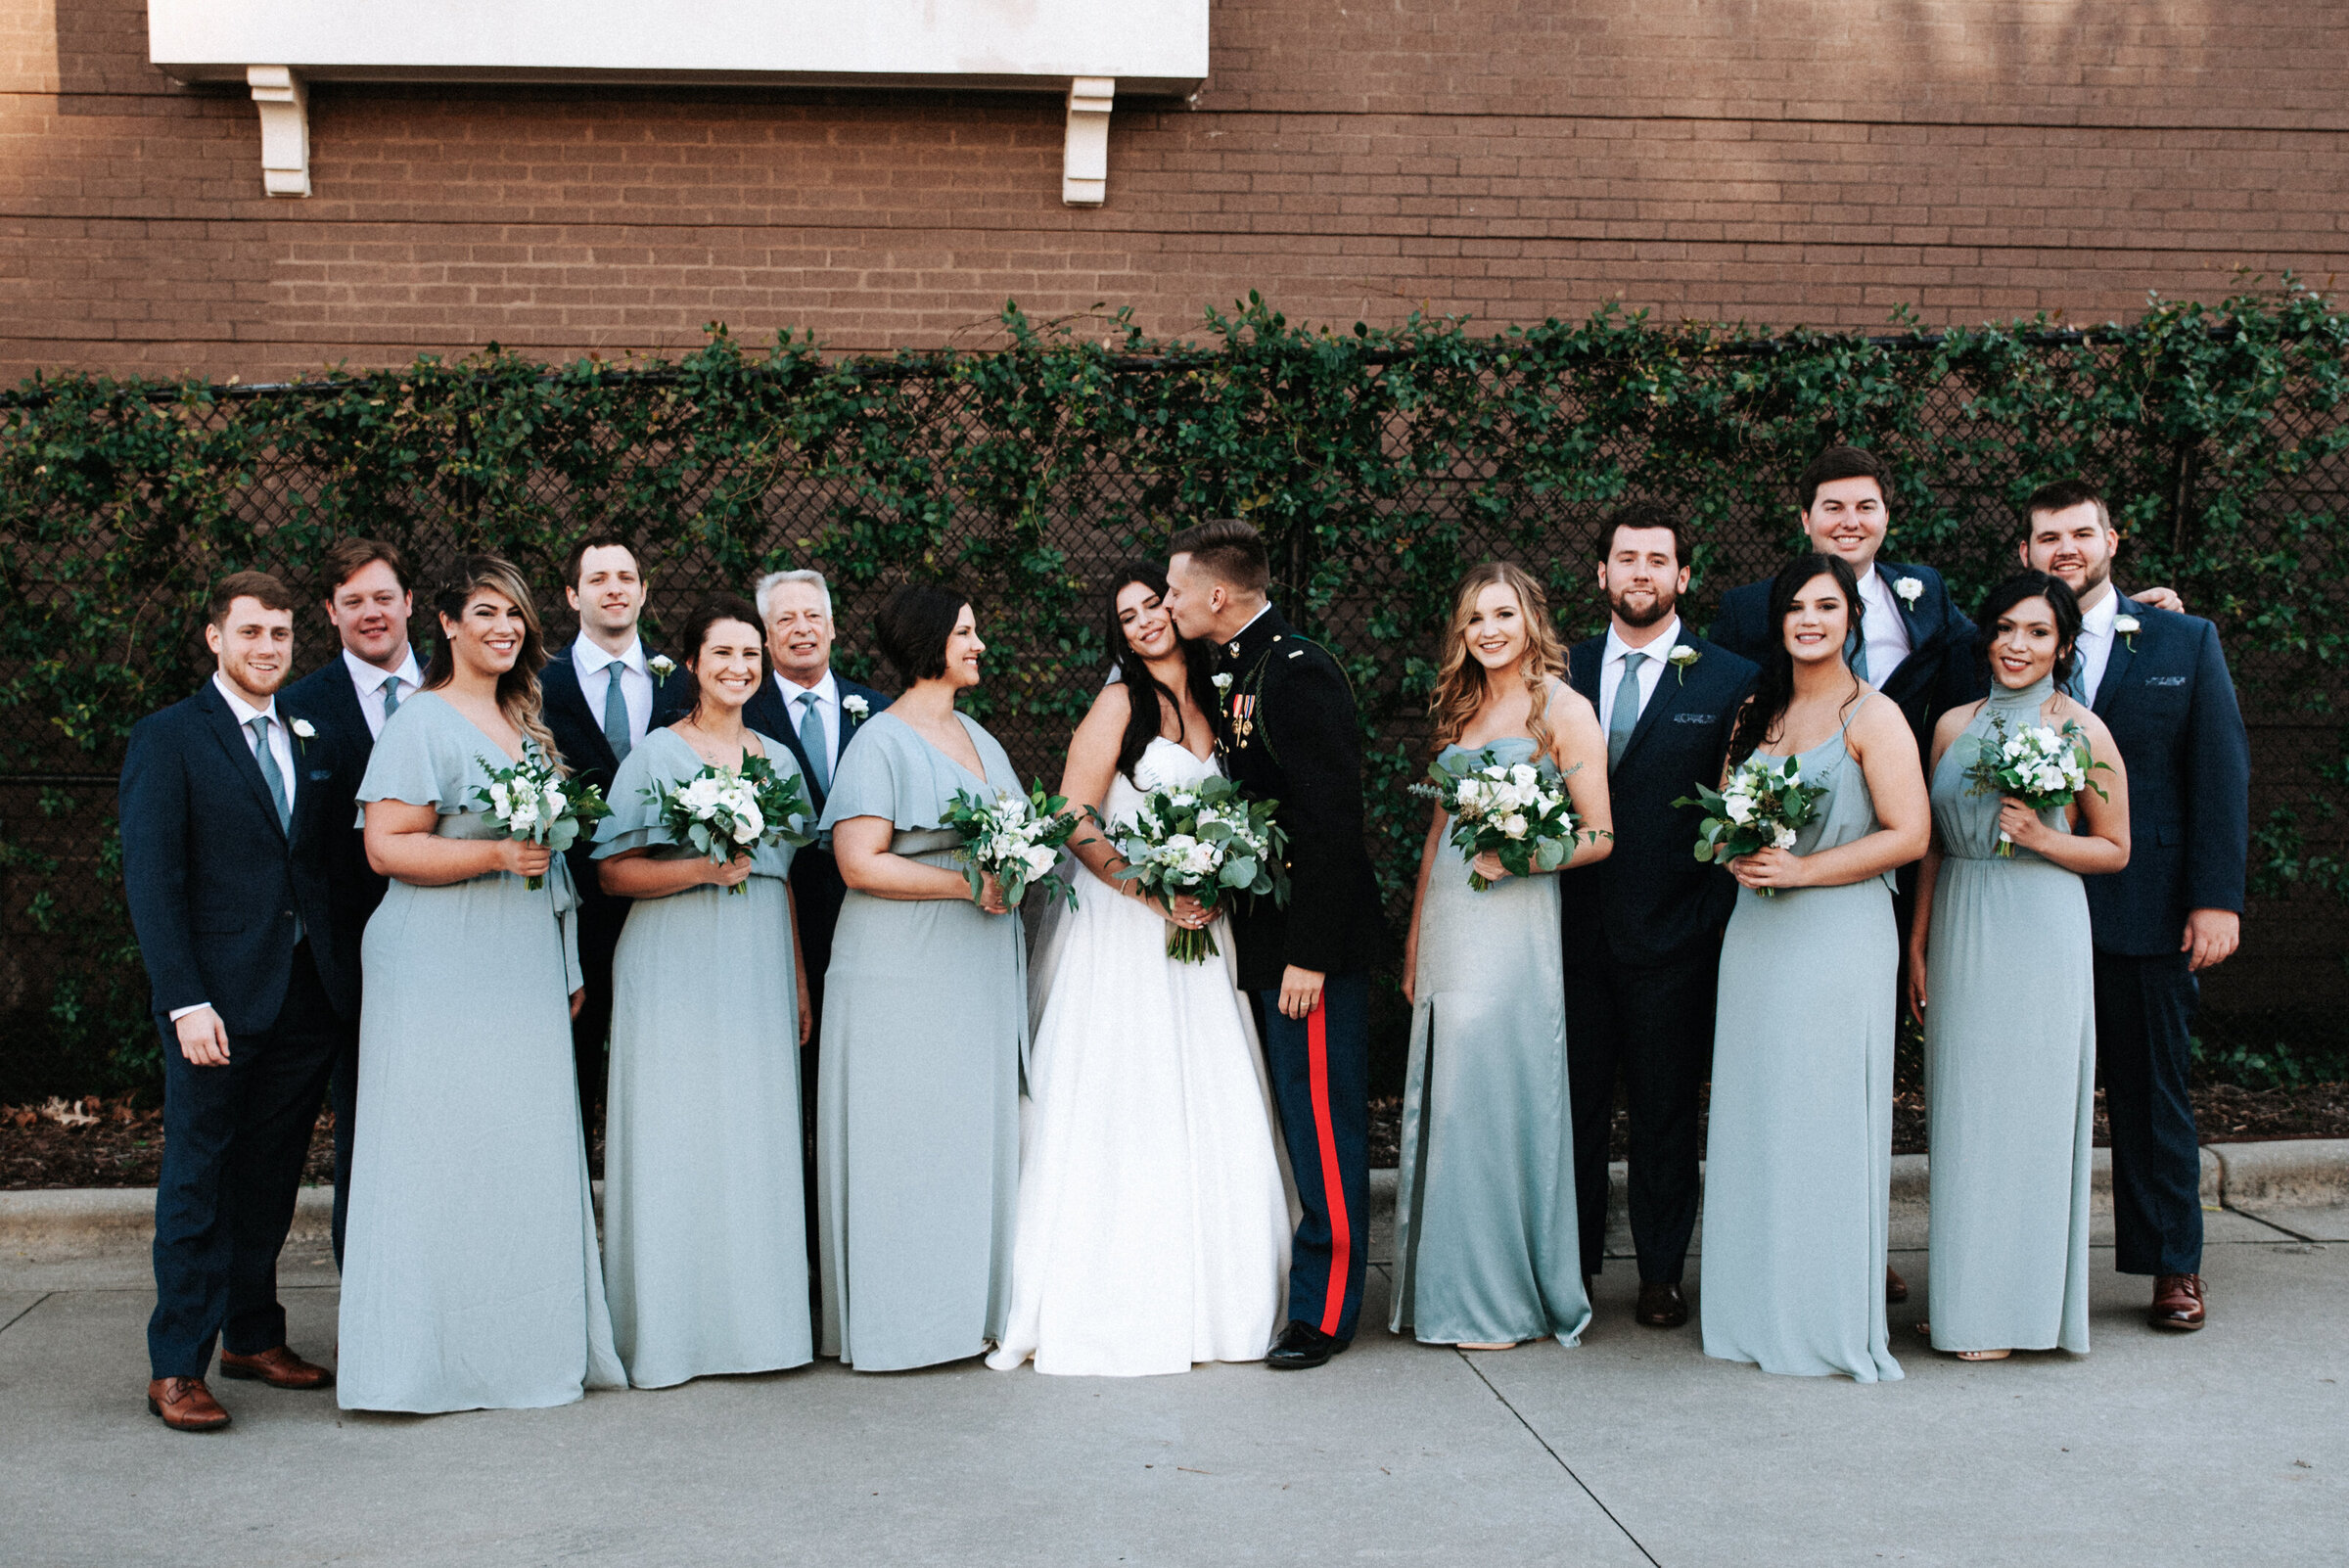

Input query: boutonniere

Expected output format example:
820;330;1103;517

1212;672;1234;695
1893;576;1923;608
842;694;870;720
1665;645;1701;686
648;654;677;678
2113;614;2140;652
290;717;315;755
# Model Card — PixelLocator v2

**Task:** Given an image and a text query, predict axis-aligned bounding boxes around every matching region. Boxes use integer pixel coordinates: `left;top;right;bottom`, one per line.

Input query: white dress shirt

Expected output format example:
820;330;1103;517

774;669;844;776
573;636;653;748
344;645;423;741
171;674;300;1022
2073;589;2121;705
1856;565;1916;684
1597;616;1681;735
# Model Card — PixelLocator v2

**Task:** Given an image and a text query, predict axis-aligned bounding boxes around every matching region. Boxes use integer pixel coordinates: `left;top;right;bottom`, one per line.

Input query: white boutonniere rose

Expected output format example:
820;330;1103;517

1212;672;1234;693
1666;645;1701;685
648;654;677;678
1894;576;1924;608
290;717;315;753
842;694;870;719
2113;614;2140;652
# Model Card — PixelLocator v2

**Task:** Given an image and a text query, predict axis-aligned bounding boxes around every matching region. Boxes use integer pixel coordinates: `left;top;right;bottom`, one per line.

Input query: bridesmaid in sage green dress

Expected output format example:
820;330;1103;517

339;556;623;1412
1910;572;2130;1361
594;596;818;1389
1699;554;1929;1383
1395;564;1611;1351
816;584;1027;1371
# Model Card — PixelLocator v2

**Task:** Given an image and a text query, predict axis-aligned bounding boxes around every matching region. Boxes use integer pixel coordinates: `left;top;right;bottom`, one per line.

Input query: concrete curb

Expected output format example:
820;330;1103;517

4;1144;2338;1264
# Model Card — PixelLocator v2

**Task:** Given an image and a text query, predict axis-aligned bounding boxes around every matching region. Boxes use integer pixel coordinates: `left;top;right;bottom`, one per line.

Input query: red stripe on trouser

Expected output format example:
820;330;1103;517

1307;997;1350;1337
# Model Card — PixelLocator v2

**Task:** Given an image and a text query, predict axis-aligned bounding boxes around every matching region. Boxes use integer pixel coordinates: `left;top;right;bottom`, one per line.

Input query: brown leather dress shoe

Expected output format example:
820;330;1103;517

147;1376;231;1432
1635;1281;1689;1329
2148;1273;2206;1331
1886;1266;1910;1305
219;1344;335;1390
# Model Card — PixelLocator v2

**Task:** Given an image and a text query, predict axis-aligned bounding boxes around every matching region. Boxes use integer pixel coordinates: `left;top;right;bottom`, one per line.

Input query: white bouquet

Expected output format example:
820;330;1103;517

645;756;814;894
1962;714;2109;856
471;755;611;891
1112;775;1289;961
1677;755;1828;897
943;779;1082;910
1410;748;1591;891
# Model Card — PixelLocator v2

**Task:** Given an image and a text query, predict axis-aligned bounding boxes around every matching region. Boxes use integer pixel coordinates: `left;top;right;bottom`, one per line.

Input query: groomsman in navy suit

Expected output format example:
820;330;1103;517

2022;478;2249;1332
538;536;693;1119
742;569;887;1099
280;536;420;1266
120;573;354;1430
1561;503;1756;1328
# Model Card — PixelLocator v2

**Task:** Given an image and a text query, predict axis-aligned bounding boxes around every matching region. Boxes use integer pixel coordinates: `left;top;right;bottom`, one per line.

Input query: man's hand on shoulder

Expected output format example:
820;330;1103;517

2133;585;2185;615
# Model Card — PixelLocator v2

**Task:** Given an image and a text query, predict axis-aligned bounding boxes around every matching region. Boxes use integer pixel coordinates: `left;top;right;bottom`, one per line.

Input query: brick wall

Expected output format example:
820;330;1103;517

4;0;2348;380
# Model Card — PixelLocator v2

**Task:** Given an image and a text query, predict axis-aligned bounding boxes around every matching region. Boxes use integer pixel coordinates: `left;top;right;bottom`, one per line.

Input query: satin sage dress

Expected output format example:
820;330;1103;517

593;726;815;1388
338;692;624;1412
815;711;1027;1371
1701;696;1904;1382
1923;674;2096;1355
1392;739;1591;1348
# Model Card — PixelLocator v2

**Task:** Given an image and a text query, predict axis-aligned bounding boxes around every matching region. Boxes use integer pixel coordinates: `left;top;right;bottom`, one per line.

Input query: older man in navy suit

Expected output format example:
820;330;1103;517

121;573;356;1430
1562;502;1757;1328
538;535;693;1118
2023;478;2249;1332
280;536;420;1266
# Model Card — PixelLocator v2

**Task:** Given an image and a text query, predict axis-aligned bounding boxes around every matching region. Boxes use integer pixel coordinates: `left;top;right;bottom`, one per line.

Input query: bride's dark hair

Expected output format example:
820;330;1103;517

1105;560;1210;782
1726;551;1865;768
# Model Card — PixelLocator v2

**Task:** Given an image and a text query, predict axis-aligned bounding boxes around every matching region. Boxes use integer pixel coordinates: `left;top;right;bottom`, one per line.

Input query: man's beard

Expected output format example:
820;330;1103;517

1609;586;1676;629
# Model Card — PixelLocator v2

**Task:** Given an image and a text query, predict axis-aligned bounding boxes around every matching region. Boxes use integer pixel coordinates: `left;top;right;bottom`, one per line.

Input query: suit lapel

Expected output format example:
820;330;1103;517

768;676;826;810
553;644;620;777
2092;594;2142;717
198;682;289;840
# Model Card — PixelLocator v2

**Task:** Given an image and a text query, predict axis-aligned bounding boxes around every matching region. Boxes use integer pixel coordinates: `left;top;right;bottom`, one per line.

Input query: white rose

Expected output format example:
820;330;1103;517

1023;847;1056;876
843;694;870;717
1773;826;1799;851
1510;763;1537;788
1500;813;1529;838
732;805;764;844
1725;794;1756;825
1894;576;1923;606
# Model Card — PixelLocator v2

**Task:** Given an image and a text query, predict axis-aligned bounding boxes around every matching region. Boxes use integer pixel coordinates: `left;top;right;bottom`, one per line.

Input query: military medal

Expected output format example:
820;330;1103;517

1231;693;1257;748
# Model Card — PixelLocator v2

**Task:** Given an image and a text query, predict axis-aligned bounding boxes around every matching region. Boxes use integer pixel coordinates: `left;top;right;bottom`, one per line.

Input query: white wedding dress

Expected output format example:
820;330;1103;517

988;737;1292;1377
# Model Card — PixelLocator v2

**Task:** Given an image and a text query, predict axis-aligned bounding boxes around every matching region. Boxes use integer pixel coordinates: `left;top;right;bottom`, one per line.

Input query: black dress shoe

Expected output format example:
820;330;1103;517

1635;1280;1688;1329
1266;1319;1347;1370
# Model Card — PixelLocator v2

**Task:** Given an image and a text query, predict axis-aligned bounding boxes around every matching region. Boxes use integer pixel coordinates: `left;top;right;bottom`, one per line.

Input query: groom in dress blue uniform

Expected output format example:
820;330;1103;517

1561;502;1757;1329
1164;519;1386;1372
538;536;693;1119
120;573;354;1430
2021;478;2249;1332
280;536;421;1266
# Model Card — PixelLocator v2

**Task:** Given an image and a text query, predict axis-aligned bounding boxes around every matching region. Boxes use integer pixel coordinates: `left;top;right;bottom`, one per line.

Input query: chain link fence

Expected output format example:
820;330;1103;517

5;306;2346;1098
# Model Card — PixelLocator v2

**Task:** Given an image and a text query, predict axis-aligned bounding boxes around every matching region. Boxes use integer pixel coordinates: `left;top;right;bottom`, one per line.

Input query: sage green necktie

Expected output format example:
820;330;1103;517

380;675;401;723
249;715;291;832
602;664;632;764
797;691;831;799
1607;651;1646;773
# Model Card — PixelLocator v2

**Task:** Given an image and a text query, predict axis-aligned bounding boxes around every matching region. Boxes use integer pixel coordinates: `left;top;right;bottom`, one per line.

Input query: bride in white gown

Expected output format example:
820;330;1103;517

988;565;1291;1377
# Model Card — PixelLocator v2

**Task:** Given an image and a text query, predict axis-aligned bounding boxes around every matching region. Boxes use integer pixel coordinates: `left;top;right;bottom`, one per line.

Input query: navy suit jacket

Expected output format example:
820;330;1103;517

1710;559;1974;750
280;656;389;992
1559;627;1758;969
540;641;694;908
740;669;890;982
2081;595;2251;956
119;680;355;1036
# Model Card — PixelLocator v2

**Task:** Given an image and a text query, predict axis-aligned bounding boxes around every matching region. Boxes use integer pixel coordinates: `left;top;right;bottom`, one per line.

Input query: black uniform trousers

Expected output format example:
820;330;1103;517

2095;949;2205;1277
148;941;341;1379
1565;945;1719;1284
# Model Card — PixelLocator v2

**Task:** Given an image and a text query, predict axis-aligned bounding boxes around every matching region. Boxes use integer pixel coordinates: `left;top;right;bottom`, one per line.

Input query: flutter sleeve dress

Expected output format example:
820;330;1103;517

336;690;623;1412
593;725;815;1388
813;710;1028;1370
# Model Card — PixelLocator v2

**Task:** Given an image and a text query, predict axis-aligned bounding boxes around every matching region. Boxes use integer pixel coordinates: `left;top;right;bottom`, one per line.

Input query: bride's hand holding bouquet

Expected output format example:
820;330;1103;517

1111;775;1289;962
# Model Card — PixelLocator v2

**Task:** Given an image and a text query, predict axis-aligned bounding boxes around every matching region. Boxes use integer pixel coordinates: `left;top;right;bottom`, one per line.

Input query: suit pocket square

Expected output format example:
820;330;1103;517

307;769;334;780
2144;675;2188;687
1672;713;1718;724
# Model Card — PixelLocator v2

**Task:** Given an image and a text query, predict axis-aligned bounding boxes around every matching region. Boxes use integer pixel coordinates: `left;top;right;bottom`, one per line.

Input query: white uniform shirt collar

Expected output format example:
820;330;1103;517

343;645;421;696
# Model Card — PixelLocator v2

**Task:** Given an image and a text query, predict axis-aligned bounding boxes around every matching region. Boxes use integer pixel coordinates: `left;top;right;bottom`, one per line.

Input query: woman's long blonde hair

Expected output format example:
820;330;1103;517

420;553;564;770
1429;562;1566;758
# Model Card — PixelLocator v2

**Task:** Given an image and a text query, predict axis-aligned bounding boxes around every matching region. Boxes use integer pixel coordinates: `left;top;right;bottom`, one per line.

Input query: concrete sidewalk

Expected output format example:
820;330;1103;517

1;1156;2342;1567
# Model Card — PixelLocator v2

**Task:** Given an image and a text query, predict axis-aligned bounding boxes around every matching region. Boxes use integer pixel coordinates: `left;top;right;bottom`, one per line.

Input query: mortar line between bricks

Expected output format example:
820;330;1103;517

1457;1350;1663;1568
0;1291;54;1339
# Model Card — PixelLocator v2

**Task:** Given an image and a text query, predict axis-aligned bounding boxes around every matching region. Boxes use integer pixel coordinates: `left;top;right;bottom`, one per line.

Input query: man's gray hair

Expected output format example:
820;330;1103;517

755;568;833;622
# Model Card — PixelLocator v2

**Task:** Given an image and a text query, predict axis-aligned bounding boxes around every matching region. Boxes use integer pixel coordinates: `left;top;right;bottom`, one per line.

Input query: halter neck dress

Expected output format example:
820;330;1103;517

1700;694;1904;1382
1921;674;2096;1355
